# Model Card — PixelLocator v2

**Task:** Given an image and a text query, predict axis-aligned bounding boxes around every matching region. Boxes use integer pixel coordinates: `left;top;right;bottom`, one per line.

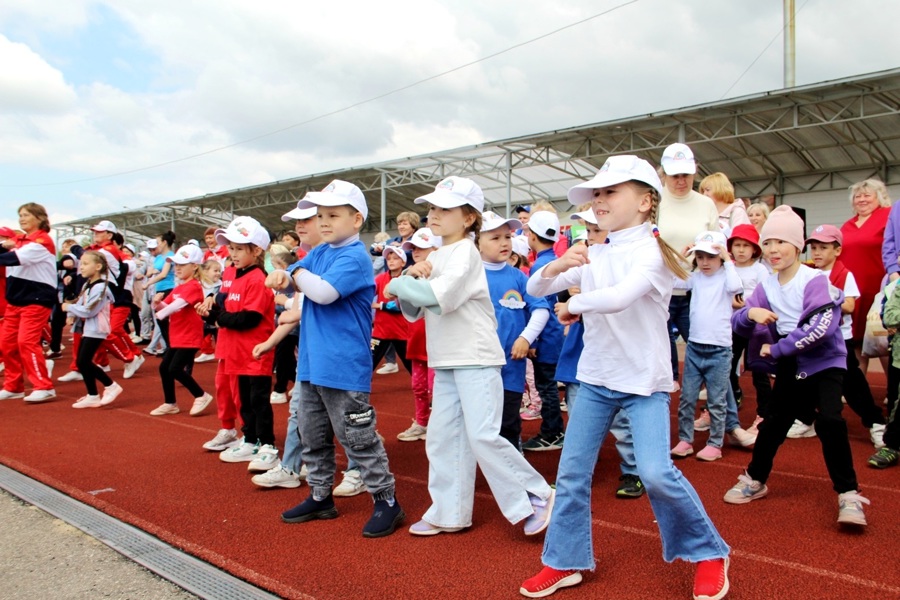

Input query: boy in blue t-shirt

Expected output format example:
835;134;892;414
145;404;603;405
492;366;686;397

273;179;404;538
479;212;550;450
521;210;566;451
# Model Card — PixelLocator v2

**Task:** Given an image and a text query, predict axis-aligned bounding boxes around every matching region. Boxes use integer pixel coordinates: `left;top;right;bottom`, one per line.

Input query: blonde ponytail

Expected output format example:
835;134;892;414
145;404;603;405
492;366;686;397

644;186;689;280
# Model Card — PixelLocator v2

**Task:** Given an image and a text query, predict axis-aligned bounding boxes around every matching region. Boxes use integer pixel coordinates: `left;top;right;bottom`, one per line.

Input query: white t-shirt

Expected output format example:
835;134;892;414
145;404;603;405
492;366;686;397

528;223;674;396
678;262;744;347
735;261;770;298
822;268;859;340
761;265;825;336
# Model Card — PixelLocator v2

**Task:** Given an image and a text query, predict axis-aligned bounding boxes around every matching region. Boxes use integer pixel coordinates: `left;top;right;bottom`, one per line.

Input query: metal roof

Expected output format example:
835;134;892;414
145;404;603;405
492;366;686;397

56;67;900;245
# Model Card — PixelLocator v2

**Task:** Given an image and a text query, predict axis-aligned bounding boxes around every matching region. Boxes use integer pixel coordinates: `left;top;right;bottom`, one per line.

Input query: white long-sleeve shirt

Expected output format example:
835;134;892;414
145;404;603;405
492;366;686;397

675;262;743;347
527;223;675;396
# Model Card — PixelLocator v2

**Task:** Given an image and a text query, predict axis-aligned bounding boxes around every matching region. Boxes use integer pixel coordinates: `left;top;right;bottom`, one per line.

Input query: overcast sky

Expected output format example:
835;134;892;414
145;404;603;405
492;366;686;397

1;0;898;233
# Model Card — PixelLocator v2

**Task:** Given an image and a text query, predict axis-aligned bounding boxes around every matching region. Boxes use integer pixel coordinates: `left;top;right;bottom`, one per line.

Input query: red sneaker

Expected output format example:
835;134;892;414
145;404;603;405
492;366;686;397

520;566;582;598
693;557;730;600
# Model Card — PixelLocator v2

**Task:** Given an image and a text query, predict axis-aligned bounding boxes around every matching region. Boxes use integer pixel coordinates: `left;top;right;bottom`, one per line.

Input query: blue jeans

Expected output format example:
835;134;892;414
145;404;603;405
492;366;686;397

679;343;732;448
569;382;638;476
298;382;395;502
282;386;303;473
424;368;551;528
668;295;691;380
542;383;729;569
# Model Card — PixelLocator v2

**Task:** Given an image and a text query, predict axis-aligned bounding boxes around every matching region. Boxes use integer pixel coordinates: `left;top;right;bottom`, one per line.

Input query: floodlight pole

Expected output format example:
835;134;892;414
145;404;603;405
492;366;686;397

784;0;796;88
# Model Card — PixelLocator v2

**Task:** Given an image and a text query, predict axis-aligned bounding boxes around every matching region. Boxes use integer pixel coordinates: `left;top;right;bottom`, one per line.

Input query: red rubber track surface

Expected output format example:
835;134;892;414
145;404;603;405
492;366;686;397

1;349;898;600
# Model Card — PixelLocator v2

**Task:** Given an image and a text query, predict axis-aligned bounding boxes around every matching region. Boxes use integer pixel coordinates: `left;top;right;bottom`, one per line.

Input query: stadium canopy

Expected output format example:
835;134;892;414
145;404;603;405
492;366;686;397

55;67;900;245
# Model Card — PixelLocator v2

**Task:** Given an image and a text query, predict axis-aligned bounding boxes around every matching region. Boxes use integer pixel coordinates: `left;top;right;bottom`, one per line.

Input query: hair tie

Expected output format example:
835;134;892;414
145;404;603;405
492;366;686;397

651;225;661;238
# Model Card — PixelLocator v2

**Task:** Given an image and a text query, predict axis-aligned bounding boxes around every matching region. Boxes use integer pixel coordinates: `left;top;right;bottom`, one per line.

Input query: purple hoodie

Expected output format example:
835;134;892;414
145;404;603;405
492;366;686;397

732;272;846;377
882;201;900;276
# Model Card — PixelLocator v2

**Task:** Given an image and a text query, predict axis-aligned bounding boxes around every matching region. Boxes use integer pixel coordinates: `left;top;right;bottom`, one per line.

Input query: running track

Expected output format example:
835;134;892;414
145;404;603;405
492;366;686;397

0;349;897;600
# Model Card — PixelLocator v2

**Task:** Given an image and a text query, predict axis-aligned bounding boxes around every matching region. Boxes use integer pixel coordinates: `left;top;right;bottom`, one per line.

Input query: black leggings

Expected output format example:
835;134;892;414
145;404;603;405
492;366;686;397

159;347;204;405
273;335;298;393
76;336;113;396
371;338;412;373
239;375;274;446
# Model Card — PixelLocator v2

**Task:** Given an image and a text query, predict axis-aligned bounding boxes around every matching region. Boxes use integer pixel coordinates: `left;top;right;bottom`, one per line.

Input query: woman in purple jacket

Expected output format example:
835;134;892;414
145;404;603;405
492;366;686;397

722;206;868;528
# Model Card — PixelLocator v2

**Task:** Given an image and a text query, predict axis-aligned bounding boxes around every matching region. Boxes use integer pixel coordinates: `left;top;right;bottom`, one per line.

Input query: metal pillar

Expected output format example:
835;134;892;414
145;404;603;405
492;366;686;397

380;172;387;233
505;151;512;217
784;0;796;88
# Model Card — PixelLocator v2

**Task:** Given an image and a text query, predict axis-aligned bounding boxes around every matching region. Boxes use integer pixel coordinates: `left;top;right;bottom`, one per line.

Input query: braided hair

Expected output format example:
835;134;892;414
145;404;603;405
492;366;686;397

641;184;689;280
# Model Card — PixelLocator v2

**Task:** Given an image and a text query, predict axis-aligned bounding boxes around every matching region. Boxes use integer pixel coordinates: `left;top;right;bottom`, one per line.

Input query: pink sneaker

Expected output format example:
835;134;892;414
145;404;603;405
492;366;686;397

694;410;711;432
696;445;723;462
747;416;764;436
671;440;694;458
521;406;542;421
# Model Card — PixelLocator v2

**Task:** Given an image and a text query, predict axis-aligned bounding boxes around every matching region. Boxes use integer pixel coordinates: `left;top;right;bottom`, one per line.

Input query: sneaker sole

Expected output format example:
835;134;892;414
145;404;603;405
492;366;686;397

409;524;466;536
203;441;240;452
397;435;427;442
333;487;366;497
520;572;583;598
523;445;562;452
616;489;645;499
281;506;338;524
252;477;301;489
189;396;214;416
24;394;56;403
693;557;730;600
362;509;406;538
867;459;897;469
219;454;257;463
671;449;694;458
723;487;768;505
837;513;867;526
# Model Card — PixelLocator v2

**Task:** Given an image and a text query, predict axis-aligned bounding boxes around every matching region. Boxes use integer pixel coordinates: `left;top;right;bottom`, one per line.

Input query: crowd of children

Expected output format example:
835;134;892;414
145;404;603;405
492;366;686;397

3;144;898;600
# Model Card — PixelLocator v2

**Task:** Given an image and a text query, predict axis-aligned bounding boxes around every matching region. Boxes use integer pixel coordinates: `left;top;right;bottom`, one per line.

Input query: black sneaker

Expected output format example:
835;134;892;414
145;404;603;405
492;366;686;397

281;495;338;524
734;389;743;409
867;447;899;469
616;474;645;499
362;499;405;538
522;432;565;452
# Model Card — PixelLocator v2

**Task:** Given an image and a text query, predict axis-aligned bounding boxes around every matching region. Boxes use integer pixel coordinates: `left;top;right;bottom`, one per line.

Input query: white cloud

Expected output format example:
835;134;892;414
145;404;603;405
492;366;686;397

0;35;77;113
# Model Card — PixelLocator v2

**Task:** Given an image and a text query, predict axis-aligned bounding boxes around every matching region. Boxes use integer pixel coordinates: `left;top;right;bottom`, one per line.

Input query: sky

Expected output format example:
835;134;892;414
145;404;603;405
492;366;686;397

1;0;898;234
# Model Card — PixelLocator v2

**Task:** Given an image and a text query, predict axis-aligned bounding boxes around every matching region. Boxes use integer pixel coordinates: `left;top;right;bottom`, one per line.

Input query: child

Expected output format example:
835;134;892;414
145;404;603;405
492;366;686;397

213;217;279;476
871;282;900;468
725;206;869;528
724;224;771;434
521;156;730;600
806;225;886;448
62;251;123;408
386;176;555;538
396;227;441;442
670;231;748;462
479;211;550;450
274;180;404;538
149;245;213;416
371;247;412;374
195;259;222;363
521;210;566;451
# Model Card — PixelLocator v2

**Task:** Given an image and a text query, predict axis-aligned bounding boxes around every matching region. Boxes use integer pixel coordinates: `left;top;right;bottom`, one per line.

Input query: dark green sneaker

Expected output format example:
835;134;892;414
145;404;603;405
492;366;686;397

867;447;899;469
616;474;645;498
522;432;565;452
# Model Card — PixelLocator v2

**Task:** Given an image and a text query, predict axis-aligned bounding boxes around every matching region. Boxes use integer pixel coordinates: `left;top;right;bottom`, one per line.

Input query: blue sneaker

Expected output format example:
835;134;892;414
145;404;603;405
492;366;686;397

281;495;338;524
362;499;405;538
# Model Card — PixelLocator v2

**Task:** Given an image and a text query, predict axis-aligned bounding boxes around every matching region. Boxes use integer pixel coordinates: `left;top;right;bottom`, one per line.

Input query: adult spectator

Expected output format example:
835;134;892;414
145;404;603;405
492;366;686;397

144;231;177;352
202;226;229;265
699;172;750;236
841;179;892;362
370;211;420;267
0;203;58;402
747;202;770;233
657;143;719;388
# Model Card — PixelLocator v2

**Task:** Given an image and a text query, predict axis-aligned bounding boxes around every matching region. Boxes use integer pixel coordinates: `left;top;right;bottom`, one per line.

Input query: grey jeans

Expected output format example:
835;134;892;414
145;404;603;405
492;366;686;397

298;382;396;502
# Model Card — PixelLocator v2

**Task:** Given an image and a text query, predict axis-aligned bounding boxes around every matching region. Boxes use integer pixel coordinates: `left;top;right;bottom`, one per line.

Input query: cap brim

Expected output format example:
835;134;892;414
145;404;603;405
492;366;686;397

662;163;697;176
414;189;469;208
567;172;635;205
482;218;522;232
688;243;719;256
570;210;597;225
282;206;317;222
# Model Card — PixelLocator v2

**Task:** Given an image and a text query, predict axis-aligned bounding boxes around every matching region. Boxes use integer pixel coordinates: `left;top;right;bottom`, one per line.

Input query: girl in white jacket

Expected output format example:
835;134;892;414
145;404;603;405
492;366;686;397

62;251;122;408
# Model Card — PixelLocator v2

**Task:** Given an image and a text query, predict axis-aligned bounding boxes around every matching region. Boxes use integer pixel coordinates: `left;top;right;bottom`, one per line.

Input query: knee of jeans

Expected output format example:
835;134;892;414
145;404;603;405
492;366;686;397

343;407;377;451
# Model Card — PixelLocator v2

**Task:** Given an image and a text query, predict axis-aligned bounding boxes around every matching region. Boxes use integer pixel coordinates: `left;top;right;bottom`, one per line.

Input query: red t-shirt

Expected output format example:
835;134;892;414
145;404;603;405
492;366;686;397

161;279;205;349
841;206;890;340
372;271;408;340
220;267;275;376
406;318;427;361
215;267;236;360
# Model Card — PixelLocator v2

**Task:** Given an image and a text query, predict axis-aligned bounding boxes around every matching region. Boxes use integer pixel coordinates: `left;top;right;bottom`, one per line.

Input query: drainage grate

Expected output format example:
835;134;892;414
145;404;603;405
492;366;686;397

0;464;281;600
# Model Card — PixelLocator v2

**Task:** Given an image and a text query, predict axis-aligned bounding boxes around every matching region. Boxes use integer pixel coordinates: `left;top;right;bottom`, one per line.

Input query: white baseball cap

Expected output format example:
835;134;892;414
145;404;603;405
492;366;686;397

570;209;598;225
90;220;118;234
511;235;530;257
415;176;485;213
526;210;560;242
122;243;136;255
688;230;728;256
215;216;271;249
167;244;206;265
146;239;159;249
296;180;368;220
661;143;697;176
401;227;442;250
382;246;407;263
480;211;522;233
282;196;318;222
568;155;664;205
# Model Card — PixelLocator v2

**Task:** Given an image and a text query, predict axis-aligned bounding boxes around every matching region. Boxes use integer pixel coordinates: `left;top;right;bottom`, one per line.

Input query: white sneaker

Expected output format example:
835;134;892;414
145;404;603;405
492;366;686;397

72;395;102;409
837;490;870;526
787;419;816;438
189;392;213;416
698;388;708;400
0;390;25;400
203;428;240;451
727;427;757;448
247;444;279;472
100;382;123;406
299;464;308;480
130;334;143;343
333;469;365;497
376;362;398;375
45;359;54;376
58;371;84;382
219;439;258;463
270;391;288;404
24;389;56;403
0;363;4;374
194;353;216;363
870;423;886;449
123;355;145;379
101;365;111;373
251;464;302;488
397;421;427;442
